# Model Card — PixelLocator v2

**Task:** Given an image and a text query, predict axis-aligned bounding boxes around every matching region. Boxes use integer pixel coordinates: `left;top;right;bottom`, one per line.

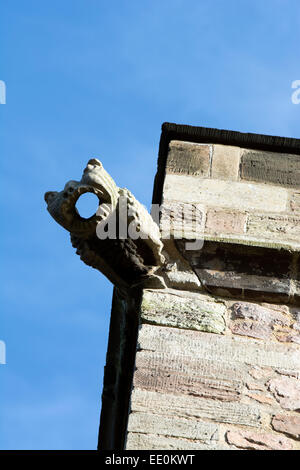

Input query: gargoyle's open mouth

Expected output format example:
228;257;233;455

44;182;110;236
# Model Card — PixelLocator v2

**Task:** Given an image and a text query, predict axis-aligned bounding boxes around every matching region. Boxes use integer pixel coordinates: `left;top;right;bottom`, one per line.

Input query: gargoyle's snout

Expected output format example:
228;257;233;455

44;191;58;204
88;158;102;167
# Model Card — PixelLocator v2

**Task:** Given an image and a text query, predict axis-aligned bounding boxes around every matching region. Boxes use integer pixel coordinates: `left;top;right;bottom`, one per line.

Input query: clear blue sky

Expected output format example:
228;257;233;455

0;0;299;450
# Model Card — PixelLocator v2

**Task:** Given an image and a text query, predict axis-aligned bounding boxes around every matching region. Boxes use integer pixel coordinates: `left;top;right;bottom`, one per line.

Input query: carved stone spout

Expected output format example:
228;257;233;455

45;159;165;289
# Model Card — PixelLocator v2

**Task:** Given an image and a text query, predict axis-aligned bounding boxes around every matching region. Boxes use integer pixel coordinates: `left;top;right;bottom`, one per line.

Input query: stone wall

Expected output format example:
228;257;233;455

162;141;300;251
125;138;300;450
126;290;300;450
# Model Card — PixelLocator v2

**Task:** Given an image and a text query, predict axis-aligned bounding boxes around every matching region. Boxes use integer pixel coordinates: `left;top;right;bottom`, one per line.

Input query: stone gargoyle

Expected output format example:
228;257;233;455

44;159;166;289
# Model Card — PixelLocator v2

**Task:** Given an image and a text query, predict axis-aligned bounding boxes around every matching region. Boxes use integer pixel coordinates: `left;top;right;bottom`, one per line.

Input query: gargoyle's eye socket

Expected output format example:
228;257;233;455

75;192;99;219
63;186;75;197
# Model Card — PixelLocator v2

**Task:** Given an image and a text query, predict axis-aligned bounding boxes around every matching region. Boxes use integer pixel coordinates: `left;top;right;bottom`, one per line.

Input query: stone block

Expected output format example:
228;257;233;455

166;140;211;177
140;290;226;334
134;350;243;402
230;302;296;342
241;149;300;188
126;432;220;450
226;429;293;450
230;320;273;341
247;214;300;245
231;302;291;327
130;389;262;428
205;209;247;235
163;175;288;212
211;144;241;180
138;324;300;371
127;411;218;442
290;192;300;213
272;414;300;439
160;200;205;239
178;240;292;299
268;376;300;410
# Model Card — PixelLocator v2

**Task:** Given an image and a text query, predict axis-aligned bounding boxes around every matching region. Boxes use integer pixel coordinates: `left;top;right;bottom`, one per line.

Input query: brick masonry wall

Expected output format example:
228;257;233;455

125;140;300;450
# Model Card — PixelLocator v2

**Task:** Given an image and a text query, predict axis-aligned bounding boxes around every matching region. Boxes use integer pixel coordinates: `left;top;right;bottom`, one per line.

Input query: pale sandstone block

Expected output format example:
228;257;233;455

126;432;221;450
160;200;205;239
134;350;243;402
211;144;241;180
164;269;201;290
166;140;211;177
141;290;226;334
130;389;262;428
163;175;288;212
249;367;275;381
290;192;300;213
205;209;247;235
127;412;218;442
247;214;300;244
138;324;300;370
135;349;247;382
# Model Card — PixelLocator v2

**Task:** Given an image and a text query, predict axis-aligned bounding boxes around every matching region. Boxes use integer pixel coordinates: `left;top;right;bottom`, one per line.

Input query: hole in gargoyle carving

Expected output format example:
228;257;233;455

75;193;99;219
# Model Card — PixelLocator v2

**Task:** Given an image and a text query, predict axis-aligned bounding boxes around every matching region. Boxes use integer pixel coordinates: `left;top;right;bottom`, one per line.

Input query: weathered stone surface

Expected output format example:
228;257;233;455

272;414;300;439
160;201;205;239
138;324;300;370
211;144;241;181
141;290;226;334
276;368;300;379
126;432;221;450
230;320;272;340
127;412;218;442
275;332;300;344
134;350;243;402
246;382;266;392
231;302;291;327
245;392;275;405
166;141;211;177
130;389;262;427
247;214;300;245
290;192;300;213
248;367;274;381
226;429;293;450
241;149;300;188
164;268;201;290
295;281;300;304
205;209;247;235
163;175;288;212
268;377;300;410
230;302;296;341
179;240;292;299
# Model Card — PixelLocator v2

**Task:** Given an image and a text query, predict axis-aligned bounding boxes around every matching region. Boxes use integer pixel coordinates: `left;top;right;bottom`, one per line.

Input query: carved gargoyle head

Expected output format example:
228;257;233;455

45;158;165;289
45;159;119;237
